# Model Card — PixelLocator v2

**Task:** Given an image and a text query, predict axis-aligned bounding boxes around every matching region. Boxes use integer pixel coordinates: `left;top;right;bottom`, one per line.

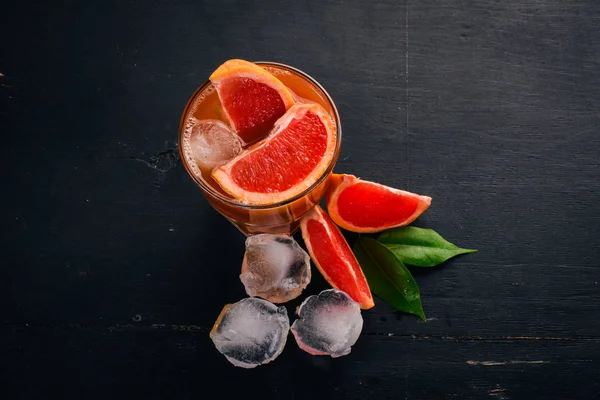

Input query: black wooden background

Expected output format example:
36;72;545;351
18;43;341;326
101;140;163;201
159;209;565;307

2;1;599;399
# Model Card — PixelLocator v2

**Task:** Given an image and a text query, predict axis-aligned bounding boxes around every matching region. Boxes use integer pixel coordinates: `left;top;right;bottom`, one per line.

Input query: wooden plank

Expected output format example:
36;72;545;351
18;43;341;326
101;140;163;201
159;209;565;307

2;327;598;398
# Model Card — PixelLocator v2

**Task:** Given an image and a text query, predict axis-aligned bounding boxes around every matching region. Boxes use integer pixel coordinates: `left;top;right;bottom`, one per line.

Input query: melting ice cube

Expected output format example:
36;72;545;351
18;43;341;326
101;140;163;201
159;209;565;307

188;119;241;171
210;297;289;368
240;234;311;303
291;289;363;358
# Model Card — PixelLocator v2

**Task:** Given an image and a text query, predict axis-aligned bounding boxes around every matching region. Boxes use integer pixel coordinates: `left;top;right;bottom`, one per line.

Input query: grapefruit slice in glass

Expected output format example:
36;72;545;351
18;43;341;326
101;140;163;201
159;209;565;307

210;59;295;144
212;103;337;205
326;174;432;233
300;205;374;310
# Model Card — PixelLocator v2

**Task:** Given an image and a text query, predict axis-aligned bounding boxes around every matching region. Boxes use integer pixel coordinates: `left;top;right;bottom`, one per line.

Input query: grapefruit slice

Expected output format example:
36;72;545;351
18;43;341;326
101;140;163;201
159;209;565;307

300;205;374;310
326;174;432;233
210;59;295;144
212;103;337;205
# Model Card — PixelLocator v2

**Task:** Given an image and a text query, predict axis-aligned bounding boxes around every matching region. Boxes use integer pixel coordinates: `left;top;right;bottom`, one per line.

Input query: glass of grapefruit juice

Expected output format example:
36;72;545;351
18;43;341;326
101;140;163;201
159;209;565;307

179;62;342;235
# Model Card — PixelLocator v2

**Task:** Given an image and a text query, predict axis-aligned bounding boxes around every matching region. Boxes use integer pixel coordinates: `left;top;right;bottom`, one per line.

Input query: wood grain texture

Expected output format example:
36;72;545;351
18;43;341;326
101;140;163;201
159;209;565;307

1;0;599;399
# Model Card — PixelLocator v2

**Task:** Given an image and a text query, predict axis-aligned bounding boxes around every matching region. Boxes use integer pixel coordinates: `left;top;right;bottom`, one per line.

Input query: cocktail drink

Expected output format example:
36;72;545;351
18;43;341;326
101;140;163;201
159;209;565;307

179;60;341;235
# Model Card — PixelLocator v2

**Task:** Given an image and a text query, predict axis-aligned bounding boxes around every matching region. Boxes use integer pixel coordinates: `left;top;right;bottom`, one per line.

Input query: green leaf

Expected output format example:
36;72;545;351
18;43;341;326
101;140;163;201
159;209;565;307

353;237;425;321
378;226;477;267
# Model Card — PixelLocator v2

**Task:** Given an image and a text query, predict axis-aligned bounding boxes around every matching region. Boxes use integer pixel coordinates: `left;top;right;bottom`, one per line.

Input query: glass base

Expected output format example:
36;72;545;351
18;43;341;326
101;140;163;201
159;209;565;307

223;215;301;236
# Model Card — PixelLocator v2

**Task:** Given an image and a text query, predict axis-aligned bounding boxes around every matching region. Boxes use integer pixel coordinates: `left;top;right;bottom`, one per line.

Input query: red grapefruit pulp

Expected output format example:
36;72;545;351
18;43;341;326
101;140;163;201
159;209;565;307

326;174;432;233
300;205;374;310
210;59;295;144
212;103;337;205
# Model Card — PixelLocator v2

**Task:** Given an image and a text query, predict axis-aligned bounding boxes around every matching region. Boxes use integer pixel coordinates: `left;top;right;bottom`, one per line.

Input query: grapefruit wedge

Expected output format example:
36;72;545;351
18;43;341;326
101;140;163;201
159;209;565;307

212;103;337;205
300;205;374;310
210;59;295;144
326;174;432;233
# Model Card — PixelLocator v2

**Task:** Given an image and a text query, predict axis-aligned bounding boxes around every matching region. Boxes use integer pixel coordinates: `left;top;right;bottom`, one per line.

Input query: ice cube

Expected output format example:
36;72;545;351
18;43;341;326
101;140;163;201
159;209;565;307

291;289;363;358
240;234;311;303
210;297;289;368
188;119;241;171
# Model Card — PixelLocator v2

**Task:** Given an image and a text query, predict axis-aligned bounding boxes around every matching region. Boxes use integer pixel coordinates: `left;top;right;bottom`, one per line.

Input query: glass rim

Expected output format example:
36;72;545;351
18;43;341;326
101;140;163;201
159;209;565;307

178;61;342;210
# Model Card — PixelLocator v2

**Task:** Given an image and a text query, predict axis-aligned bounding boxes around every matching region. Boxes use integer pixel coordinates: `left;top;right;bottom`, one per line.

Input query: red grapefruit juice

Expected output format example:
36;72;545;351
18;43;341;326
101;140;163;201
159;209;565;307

179;62;341;235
